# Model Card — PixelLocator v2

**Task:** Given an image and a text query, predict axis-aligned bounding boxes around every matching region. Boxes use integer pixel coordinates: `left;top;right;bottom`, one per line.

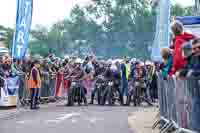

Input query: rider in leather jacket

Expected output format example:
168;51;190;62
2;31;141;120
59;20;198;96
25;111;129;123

66;61;87;106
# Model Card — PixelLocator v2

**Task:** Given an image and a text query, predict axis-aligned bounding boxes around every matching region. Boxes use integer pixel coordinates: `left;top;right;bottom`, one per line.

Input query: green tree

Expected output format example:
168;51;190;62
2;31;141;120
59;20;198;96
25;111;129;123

0;25;14;48
171;4;194;16
31;1;195;59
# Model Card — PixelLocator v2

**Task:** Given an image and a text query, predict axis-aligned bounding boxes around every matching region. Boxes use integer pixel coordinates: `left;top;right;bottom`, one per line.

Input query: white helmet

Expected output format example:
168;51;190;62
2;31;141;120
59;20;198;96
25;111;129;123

107;59;112;64
75;58;83;64
140;62;145;66
110;64;117;71
146;60;152;66
64;55;70;59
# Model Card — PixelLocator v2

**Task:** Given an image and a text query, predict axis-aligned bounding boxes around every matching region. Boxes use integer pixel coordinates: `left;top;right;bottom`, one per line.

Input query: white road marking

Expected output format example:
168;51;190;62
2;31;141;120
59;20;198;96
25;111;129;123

46;113;81;124
86;117;104;124
71;119;77;123
57;113;80;121
46;120;60;123
16;120;34;124
16;121;25;124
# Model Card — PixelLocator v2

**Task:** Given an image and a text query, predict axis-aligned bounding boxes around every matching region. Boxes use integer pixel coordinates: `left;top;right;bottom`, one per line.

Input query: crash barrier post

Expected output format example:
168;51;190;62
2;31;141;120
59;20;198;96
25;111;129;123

153;73;200;133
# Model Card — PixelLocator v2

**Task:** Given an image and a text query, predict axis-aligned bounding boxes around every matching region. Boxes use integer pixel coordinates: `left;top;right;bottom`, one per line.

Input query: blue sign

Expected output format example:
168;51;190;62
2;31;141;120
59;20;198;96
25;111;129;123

176;16;200;25
12;0;33;59
6;77;19;96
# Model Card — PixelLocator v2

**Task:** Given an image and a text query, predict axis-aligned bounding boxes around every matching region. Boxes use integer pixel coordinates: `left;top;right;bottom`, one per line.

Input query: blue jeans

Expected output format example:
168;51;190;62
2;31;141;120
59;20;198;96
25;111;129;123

49;79;56;97
191;96;200;132
30;88;39;109
122;79;128;96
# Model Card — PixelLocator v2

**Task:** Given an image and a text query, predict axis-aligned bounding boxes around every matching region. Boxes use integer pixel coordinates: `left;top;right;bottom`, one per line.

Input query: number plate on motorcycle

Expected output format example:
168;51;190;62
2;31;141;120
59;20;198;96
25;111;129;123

108;82;113;86
72;82;76;86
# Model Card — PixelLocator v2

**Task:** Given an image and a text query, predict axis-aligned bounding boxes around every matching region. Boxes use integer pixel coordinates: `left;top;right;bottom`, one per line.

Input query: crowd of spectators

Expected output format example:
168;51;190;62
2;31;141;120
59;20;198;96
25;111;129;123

161;20;200;79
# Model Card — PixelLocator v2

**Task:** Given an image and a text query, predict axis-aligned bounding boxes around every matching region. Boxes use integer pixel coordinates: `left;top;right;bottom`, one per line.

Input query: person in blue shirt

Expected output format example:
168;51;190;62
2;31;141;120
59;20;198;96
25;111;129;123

121;58;130;105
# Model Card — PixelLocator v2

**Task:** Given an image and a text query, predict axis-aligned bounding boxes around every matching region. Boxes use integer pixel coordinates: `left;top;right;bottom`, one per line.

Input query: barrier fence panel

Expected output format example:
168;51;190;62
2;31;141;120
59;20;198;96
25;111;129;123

176;78;193;129
40;72;50;98
187;77;200;132
18;74;26;99
157;73;200;133
157;73;165;118
167;77;177;123
163;78;169;119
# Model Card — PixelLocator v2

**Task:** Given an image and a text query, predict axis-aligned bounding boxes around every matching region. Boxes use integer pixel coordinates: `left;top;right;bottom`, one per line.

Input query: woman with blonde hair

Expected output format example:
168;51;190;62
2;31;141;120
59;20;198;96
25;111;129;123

161;48;173;79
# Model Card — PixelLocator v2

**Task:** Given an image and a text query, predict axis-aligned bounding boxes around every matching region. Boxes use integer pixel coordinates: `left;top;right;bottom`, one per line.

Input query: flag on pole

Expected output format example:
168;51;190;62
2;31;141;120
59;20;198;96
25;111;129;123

12;0;33;59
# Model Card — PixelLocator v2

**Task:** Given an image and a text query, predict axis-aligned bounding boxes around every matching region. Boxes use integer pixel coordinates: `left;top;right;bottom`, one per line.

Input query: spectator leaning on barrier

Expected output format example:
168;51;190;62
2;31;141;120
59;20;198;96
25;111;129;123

190;39;200;132
180;38;200;77
161;48;173;79
180;39;200;132
170;21;195;75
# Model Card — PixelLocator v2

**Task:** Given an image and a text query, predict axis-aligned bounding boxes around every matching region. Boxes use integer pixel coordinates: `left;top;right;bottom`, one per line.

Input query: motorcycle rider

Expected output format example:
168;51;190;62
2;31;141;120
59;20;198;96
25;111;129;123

127;61;153;106
100;60;113;105
89;61;106;104
100;60;123;105
111;61;123;105
127;61;140;106
66;58;87;106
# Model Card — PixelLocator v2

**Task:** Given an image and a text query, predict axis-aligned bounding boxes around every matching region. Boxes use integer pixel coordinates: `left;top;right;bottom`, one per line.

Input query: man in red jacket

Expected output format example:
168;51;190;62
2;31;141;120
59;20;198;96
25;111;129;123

170;21;195;75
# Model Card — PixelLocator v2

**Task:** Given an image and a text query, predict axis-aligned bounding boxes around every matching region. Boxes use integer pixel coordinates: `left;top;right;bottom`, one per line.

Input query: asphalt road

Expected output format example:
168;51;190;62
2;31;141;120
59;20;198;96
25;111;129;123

0;104;136;133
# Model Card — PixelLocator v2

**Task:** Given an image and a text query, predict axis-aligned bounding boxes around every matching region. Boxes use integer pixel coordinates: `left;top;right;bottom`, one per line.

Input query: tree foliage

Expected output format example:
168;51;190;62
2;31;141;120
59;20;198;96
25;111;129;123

171;4;194;17
0;2;194;58
0;25;14;48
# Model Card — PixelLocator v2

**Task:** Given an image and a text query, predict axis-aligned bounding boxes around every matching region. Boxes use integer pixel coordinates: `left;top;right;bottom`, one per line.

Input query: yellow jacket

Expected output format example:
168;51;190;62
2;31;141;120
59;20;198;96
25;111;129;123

125;63;130;80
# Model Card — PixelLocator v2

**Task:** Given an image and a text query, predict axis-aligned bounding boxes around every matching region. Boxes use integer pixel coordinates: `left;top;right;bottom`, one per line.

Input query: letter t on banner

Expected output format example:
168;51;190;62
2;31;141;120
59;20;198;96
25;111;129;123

12;0;33;59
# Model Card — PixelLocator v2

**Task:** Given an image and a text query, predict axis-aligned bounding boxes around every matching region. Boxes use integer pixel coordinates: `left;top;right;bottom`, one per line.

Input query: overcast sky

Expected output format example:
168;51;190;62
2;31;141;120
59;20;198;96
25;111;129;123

0;0;195;28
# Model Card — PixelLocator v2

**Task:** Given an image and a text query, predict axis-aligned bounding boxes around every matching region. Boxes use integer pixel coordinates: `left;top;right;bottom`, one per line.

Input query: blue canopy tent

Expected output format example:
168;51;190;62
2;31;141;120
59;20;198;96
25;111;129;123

176;16;200;38
176;16;200;25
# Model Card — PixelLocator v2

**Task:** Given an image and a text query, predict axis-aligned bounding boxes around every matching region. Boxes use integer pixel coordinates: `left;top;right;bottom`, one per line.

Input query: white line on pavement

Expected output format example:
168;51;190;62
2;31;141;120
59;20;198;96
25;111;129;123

57;113;80;121
46;113;81;124
85;117;104;124
16;121;26;124
46;120;60;123
71;119;77;123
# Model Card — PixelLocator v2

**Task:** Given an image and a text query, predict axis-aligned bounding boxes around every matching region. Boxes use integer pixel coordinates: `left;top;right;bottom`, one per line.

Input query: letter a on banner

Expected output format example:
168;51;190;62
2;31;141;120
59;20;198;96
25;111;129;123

12;0;33;59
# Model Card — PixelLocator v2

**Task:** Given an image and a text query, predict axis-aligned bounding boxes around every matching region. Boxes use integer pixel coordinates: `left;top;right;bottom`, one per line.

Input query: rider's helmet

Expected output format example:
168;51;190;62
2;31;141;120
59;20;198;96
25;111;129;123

75;58;83;64
110;63;117;72
85;63;93;73
145;60;152;66
107;59;112;66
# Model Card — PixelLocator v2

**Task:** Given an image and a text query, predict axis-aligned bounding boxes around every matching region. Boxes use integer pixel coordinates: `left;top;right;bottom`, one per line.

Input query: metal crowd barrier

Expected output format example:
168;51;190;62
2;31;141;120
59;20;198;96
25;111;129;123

18;72;59;106
153;73;200;133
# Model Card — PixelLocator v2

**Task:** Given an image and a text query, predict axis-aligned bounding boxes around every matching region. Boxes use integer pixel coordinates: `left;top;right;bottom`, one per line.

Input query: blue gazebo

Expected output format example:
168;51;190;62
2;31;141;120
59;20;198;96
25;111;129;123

176;16;200;25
